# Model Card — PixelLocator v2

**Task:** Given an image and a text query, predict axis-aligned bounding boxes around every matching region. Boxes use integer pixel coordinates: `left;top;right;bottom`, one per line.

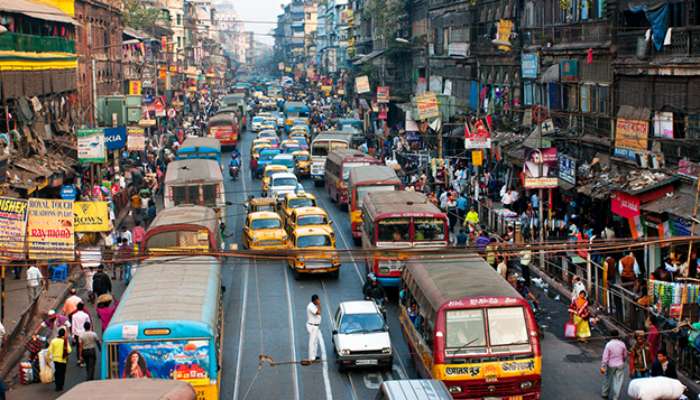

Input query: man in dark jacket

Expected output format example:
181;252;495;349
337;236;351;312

92;264;112;297
650;350;678;379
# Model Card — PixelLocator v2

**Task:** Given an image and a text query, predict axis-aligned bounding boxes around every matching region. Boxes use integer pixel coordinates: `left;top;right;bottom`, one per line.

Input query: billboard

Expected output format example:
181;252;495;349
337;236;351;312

74;201;111;232
115;340;210;385
27;198;74;260
77;128;106;164
523;148;558;189
0;197;28;260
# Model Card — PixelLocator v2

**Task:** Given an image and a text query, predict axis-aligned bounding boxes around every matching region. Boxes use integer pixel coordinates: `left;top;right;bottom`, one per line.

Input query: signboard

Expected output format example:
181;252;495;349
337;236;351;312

448;42;469;57
128;80;142;95
153;98;166;117
614;118;649;160
429;76;443;93
559;154;576;185
127;127;146;151
611;191;640;218
27;198;74;260
471;150;483;166
464;120;491;149
415;92;440;120
493;19;513;51
115;340;210;385
74;201;110;232
321;85;332;95
0;197;28;260
60;185;77;200
376;86;390;103
355;75;370;94
653;112;673;138
523;148;558;189
521;53;539;79
560;60;579;82
77;128;106;164
104;126;127;151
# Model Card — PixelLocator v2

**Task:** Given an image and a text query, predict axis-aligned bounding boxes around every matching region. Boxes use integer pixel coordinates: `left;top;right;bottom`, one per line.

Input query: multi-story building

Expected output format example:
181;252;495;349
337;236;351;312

164;0;186;64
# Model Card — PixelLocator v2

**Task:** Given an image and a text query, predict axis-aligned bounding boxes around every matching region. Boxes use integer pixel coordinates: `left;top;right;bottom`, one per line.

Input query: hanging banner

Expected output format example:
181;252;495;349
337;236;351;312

355;75;370;94
376;86;390;103
614;118;649;160
104;126;127;151
77;128;106;164
153;97;166;117
0;197;28;260
414;92;440;120
523;148;558;188
74;201;111;232
521;53;539;79
27;198;74;260
127;127;146;151
472;150;483;166
128;80;142;95
464;120;492;149
492;19;513;51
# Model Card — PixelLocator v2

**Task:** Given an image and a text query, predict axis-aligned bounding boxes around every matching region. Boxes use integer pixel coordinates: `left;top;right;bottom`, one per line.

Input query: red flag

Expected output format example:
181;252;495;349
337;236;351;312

587;48;593;64
485;115;493;132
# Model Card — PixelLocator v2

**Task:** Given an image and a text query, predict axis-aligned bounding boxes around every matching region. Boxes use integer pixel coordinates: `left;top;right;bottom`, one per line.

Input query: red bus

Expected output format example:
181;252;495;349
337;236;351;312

348;165;401;244
400;258;541;399
360;191;448;288
142;205;221;255
324;149;382;207
207;113;239;148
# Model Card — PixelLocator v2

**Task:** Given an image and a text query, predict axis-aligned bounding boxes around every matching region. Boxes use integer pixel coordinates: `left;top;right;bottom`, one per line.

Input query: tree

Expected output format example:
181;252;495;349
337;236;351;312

122;0;162;31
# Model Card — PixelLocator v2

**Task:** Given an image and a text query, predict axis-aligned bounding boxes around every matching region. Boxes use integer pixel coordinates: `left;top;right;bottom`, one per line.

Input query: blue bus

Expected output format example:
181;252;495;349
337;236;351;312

283;101;310;132
101;256;223;400
176;137;222;163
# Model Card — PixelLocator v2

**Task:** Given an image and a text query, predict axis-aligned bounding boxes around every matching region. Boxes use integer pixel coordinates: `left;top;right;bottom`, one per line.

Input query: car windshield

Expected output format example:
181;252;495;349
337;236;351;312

414;218;446;241
487;307;531;354
289;198;315;208
377;218;410;242
339;313;385;334
445;309;487;356
251;218;281;229
297;234;331;248
253;117;264;122
273;177;298;187
297;214;326;226
295;154;310;161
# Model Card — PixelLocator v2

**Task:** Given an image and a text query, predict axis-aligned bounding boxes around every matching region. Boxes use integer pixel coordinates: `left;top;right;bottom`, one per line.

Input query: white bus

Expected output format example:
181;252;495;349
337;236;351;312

310;131;352;186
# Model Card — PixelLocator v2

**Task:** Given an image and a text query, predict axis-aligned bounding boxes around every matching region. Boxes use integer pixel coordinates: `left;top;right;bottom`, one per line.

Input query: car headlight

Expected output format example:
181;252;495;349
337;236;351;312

340;349;350;356
520;381;533;390
381;347;391;354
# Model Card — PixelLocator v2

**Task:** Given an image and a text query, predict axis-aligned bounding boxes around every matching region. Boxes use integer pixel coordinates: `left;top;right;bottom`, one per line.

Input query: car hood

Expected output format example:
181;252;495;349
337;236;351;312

336;331;391;352
250;229;286;240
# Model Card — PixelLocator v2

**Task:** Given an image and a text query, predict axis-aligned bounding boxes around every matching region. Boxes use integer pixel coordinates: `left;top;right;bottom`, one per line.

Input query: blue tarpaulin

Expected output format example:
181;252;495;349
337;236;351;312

629;3;669;51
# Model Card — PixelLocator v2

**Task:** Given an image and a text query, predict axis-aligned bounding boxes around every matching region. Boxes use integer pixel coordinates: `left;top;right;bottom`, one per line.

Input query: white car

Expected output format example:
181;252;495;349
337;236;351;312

332;301;392;372
269;172;300;199
251;116;265;132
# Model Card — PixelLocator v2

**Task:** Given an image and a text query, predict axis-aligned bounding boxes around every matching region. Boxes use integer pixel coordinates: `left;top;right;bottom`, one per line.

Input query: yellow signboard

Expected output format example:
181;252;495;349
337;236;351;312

27;198;74;260
415;92;440;120
129;80;142;95
74;201;111;232
0;197;28;260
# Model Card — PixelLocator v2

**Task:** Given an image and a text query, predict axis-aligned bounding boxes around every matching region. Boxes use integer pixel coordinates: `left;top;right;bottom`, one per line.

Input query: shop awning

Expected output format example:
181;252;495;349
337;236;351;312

641;190;695;216
0;0;79;25
352;49;386;66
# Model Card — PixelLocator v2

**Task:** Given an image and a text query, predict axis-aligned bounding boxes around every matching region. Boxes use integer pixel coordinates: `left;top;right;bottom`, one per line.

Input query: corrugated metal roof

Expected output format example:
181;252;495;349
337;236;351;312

0;0;79;25
148;205;218;232
363;191;441;220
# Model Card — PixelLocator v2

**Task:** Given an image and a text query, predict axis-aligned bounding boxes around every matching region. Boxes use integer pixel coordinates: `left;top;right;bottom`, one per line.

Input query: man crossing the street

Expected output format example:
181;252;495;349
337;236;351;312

306;294;322;362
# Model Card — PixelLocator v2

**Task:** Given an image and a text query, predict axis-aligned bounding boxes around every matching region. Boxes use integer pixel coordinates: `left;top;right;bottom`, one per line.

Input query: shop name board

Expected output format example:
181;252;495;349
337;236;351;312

355;75;370;94
521;53;539;79
104;126;127;151
415;92;440;120
523;148;558;189
376;86;390;103
611;191;640;218
559;154;576;185
614;118;649;160
77;128;106;164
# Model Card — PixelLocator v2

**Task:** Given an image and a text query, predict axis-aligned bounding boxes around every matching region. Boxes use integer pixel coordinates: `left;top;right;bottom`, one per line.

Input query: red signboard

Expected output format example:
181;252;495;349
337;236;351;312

611;191;641;218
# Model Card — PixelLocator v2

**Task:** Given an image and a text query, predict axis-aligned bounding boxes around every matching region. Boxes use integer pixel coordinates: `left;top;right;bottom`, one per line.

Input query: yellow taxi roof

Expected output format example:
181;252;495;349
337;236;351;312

249;197;276;206
249;211;282;220
264;164;289;172
294;226;334;236
285;192;316;201
292;206;328;217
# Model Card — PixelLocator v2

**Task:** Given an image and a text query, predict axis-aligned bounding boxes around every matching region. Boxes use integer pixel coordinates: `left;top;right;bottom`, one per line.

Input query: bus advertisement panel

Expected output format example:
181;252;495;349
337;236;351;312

115;340;210;384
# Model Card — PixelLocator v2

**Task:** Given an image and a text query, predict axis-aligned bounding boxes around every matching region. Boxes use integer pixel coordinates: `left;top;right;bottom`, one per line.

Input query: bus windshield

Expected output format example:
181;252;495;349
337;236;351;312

297;214;326;226
445;310;487;356
414;218;445;241
297;234;331;248
251;218;281;229
487;307;530;353
356;185;395;208
377;218;410;242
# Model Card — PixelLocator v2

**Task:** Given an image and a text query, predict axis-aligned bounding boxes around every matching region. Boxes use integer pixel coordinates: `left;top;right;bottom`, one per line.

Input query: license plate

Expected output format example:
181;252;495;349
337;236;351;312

356;359;378;365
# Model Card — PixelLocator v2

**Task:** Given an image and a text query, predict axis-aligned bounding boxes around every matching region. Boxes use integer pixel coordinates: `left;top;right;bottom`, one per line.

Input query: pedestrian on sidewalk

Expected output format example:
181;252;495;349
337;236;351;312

0;320;5;351
48;327;71;392
92;265;112;298
306;294;322;362
650;349;677;379
600;329;627;400
645;316;660;362
63;288;82;319
568;290;591;342
79;322;100;381
629;331;653;378
26;264;44;304
71;303;91;365
519;245;533;287
41;310;70;339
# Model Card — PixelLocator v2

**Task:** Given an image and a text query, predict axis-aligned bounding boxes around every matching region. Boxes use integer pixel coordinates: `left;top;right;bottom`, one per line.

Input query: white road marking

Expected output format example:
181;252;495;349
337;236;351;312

233;154;250;400
318;335;334;400
283;263;301;400
362;372;384;390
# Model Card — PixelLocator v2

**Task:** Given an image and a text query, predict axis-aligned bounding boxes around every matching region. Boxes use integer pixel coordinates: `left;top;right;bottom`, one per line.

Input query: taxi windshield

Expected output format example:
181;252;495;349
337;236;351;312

289;198;315;208
251;218;281;230
297;214;326;226
297;234;331;248
272;177;298;187
294;154;310;161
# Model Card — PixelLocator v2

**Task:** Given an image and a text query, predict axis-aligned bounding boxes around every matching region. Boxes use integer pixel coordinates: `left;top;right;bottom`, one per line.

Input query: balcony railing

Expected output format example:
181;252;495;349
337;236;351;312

0;32;75;54
617;26;700;58
522;20;610;48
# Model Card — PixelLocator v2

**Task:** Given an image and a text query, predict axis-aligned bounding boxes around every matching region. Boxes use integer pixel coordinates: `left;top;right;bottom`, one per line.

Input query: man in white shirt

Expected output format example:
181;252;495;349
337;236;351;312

0;320;5;350
306;294;322;362
71;302;91;364
26;265;43;304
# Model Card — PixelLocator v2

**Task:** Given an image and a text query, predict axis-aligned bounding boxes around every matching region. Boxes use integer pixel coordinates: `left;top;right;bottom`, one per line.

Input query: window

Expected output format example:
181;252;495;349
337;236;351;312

297;214;327;226
598;85;609;114
445;309;487;356
377;218;410;242
177;14;182;25
524;81;534;105
202;185;217;207
339;313;385;334
487;307;531;353
177;36;182;48
251;218;282;229
414;218;445;241
580;84;591;113
297;234;331;247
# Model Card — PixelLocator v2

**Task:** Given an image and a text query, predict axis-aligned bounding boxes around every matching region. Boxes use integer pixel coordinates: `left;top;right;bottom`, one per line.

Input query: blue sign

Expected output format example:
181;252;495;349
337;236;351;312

104;126;127;150
60;185;77;200
558;154;576;185
521;53;539;79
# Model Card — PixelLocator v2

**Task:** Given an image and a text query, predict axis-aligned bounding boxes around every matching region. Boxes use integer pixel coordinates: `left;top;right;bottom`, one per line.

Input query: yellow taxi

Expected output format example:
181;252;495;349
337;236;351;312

261;164;289;196
286;206;333;235
278;192;317;223
289;129;310;143
246;197;277;213
292;150;311;177
242;211;288;250
287;226;340;279
251;142;272;160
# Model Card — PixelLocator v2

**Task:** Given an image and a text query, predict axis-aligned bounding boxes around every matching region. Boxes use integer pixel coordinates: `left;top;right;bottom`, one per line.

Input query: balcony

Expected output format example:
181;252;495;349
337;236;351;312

0;32;75;53
522;20;610;49
617;26;700;58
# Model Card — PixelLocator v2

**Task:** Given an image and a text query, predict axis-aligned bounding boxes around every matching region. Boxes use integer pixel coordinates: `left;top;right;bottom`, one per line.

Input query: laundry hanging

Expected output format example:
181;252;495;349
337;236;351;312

628;3;669;51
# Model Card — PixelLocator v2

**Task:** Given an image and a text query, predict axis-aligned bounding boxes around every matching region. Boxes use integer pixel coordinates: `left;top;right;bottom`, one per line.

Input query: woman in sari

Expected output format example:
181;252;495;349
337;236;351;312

568;290;591;342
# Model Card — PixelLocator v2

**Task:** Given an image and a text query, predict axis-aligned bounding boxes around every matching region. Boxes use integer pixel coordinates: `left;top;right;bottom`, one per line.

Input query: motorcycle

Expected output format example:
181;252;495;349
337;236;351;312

229;165;240;180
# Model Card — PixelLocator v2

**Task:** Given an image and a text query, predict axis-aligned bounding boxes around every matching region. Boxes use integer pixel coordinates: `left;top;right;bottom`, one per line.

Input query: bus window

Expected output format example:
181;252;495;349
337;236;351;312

173;186;200;206
378;218;410;241
312;143;329;157
202;185;218;207
342;163;370;181
445;309;487;356
414;218;445;241
487;307;531;353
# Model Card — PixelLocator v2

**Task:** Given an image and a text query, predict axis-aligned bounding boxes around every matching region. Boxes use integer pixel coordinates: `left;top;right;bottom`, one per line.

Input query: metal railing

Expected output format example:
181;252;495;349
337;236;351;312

522;21;611;48
617;26;700;57
0;32;76;54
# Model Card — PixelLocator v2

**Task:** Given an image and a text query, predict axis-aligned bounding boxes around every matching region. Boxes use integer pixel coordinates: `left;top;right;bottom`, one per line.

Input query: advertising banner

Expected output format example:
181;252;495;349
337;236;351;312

74;201;111;232
0;197;28;260
521;53;539;79
27;198;74;260
355;75;370;94
493;19;514;51
116;340;210;385
523;148;559;189
77;128;106;164
464;120;491;149
127;127;146;151
128;80;142;95
376;86;390;103
104;126;127;151
415;92;440;120
611;191;640;218
614;118;649;160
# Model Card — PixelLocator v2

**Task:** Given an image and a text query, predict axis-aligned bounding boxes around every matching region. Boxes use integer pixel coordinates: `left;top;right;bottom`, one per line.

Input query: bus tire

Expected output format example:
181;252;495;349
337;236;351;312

329;270;339;279
292;269;301;280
